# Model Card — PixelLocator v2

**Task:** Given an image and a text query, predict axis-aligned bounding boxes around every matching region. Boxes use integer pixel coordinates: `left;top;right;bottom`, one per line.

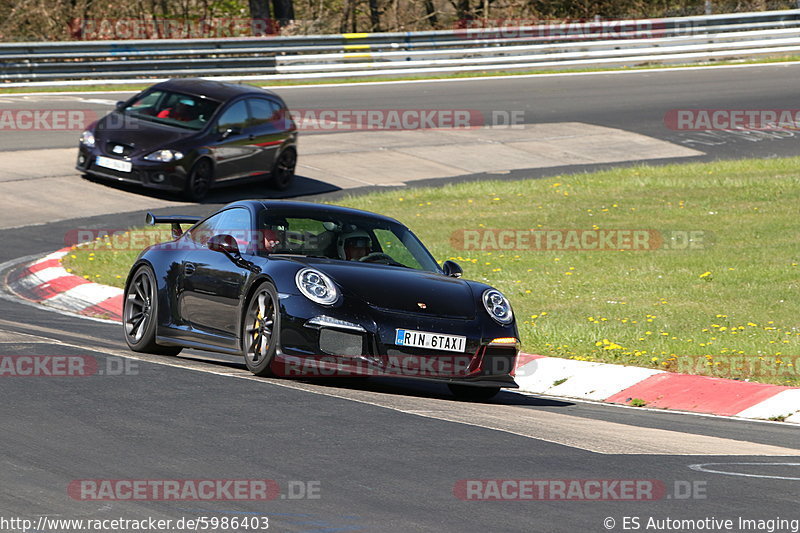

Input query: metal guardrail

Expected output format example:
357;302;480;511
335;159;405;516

2;9;800;86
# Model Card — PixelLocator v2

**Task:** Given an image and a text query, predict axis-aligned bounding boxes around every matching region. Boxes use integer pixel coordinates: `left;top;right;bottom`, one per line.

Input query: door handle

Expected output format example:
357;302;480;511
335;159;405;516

184;262;196;276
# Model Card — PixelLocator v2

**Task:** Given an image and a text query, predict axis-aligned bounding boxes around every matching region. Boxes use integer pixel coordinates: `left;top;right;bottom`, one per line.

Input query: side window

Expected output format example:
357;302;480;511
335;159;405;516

373;229;424;269
126;90;164;116
246;98;281;129
130;91;161;107
216;100;249;133
214;208;253;251
187;212;225;246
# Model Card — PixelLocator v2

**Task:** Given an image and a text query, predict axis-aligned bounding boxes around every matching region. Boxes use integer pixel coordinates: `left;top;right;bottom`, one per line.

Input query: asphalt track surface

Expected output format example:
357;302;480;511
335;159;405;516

1;66;799;532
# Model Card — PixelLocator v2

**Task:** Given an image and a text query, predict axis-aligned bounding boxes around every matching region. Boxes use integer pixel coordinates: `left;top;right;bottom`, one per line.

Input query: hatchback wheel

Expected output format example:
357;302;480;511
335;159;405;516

185;159;213;201
270;149;296;191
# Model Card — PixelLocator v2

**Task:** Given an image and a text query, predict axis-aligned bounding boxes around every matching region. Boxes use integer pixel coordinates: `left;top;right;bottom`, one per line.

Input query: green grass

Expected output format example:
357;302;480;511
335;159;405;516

61;228;171;287
63;157;800;385
3;54;800;94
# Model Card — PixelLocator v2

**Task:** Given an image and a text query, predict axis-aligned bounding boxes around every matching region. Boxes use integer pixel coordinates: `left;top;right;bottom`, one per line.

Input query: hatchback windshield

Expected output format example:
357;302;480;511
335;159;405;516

123;90;220;130
258;210;440;272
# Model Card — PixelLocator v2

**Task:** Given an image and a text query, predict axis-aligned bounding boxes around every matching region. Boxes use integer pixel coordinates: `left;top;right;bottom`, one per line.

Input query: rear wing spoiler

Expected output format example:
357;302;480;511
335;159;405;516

145;212;202;238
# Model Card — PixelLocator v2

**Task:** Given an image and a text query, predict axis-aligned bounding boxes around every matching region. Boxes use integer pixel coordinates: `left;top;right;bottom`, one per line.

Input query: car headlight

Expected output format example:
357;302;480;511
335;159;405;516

79;130;95;148
482;289;513;325
144;149;183;162
296;268;339;306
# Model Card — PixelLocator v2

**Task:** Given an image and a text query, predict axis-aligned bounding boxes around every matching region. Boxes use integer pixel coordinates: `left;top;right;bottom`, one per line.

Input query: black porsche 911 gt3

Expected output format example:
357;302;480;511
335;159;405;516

123;200;519;400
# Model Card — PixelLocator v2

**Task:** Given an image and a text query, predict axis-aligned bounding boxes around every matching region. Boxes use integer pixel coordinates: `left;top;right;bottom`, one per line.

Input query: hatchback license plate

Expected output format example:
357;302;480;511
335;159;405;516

96;155;132;173
395;329;466;353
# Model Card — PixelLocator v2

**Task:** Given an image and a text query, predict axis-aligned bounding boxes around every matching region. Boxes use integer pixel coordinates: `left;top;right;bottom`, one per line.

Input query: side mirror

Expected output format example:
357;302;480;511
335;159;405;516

220;126;241;139
442;260;463;278
208;234;261;274
207;234;240;256
116;101;126;109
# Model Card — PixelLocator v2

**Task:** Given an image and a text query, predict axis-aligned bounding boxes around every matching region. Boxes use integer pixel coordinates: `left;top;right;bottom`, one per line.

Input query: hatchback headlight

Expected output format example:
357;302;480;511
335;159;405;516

144;149;183;162
80;130;95;147
482;289;513;325
296;268;339;306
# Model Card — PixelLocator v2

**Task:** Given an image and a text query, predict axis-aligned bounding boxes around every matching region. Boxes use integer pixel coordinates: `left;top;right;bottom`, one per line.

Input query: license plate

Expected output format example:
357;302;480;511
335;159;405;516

395;329;466;353
96;155;132;173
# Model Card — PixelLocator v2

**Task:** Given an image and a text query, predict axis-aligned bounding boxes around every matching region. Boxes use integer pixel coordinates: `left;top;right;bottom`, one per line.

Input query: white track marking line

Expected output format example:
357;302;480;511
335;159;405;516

688;462;800;480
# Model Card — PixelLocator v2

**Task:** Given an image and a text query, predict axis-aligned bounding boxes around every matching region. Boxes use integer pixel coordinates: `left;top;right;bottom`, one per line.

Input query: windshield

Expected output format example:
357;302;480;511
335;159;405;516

258;210;441;272
123;89;220;131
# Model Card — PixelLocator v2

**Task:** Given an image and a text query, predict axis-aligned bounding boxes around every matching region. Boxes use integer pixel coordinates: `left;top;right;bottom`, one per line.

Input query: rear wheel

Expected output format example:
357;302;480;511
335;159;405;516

448;384;501;402
270;149;296;191
185;159;213;201
242;282;279;376
123;266;182;356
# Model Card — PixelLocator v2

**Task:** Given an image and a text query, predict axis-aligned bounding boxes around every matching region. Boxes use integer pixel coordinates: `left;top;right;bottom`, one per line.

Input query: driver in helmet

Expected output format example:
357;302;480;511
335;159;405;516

338;230;372;261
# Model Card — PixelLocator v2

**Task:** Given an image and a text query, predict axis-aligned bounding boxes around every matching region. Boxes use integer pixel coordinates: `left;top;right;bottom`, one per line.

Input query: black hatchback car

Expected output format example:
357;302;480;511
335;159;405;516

77;79;298;201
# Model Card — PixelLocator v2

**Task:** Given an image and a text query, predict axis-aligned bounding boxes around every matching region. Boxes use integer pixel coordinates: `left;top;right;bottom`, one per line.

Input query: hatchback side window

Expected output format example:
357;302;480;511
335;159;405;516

246;98;282;130
127;90;163;115
216;100;249;134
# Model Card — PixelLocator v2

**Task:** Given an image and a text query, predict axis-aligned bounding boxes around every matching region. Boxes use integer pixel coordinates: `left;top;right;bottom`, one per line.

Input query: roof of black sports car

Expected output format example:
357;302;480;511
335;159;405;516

225;200;402;224
153;78;280;101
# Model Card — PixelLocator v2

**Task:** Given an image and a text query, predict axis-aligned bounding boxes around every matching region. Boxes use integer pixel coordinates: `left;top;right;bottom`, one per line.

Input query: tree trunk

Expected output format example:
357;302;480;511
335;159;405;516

453;0;472;25
368;0;381;31
340;0;354;32
249;0;273;35
423;0;438;28
272;0;295;25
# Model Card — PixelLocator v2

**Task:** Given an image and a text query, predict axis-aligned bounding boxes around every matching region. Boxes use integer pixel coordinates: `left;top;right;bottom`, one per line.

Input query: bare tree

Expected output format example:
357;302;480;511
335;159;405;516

272;0;295;25
368;0;381;31
340;0;355;32
422;0;438;28
451;0;472;25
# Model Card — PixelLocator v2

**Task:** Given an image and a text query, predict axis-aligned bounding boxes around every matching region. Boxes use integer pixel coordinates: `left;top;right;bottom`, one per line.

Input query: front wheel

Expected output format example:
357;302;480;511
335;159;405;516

123;266;182;356
448;384;501;402
242;282;280;376
270;149;296;191
184;159;213;201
